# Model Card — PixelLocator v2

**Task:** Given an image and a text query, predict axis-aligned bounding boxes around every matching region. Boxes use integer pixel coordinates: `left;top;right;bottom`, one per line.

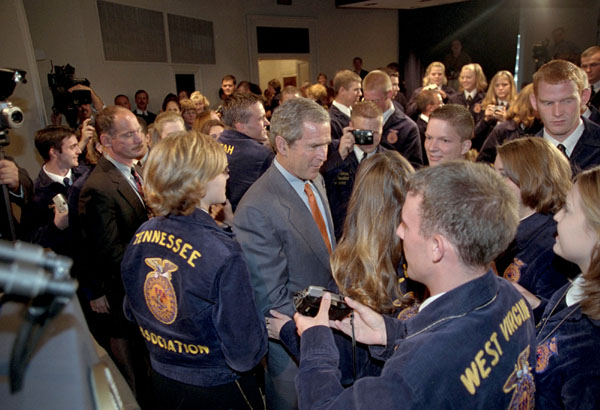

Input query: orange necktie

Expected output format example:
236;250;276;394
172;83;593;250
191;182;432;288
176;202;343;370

304;183;332;254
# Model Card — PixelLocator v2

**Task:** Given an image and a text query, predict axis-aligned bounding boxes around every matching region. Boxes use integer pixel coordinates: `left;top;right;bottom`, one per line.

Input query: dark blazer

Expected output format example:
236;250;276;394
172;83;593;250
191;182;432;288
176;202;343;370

78;156;148;302
329;104;350;140
406;85;455;119
449;91;486;125
536;117;600;175
589;89;600;110
381;105;423;168
233;163;334;317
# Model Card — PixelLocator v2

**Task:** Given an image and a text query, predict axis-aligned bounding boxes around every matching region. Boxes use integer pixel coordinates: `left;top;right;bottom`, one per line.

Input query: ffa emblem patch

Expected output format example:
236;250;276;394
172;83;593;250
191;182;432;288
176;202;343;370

536;337;558;373
387;129;398;145
503;258;525;283
144;258;179;325
395;303;419;321
503;345;535;409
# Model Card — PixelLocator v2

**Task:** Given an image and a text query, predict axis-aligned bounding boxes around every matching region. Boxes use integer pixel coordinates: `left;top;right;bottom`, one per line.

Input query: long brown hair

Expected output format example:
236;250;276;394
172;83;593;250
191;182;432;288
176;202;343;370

575;166;600;320
331;151;414;314
481;71;517;108
506;84;538;128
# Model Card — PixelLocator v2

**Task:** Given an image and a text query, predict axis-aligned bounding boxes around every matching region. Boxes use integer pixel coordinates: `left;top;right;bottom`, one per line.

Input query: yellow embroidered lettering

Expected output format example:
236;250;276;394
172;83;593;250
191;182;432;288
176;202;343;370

151;230;161;243
188;250;201;267
475;350;491;379
159;232;167;247
167;234;174;249
485;340;500;366
168;340;176;352
142;230;152;242
512;305;522;326
174;340;183;353
172;238;182;253
460;362;481;395
188;344;198;354
179;243;192;259
198;345;210;354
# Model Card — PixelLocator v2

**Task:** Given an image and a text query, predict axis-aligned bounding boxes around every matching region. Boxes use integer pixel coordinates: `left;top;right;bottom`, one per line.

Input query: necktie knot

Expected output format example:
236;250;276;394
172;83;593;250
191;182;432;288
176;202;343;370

63;177;71;187
557;143;569;159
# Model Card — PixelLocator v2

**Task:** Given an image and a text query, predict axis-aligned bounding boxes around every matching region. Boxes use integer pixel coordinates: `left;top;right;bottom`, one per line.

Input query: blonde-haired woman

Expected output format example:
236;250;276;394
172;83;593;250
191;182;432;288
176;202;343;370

515;165;600;408
407;61;456;118
449;63;487;127
473;71;518;149
121;131;267;410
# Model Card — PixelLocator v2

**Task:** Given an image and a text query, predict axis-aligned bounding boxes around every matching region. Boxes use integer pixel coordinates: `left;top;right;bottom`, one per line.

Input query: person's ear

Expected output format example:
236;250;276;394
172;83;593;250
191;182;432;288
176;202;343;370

275;135;288;155
461;139;472;155
100;133;112;147
431;234;445;264
529;93;538;112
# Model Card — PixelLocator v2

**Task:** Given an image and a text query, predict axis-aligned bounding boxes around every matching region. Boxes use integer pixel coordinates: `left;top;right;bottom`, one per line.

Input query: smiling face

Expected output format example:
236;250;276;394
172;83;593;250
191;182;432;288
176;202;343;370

424;118;471;166
553;183;598;272
531;80;583;142
53;134;81;170
460;68;476;92
277;121;330;180
221;80;235;96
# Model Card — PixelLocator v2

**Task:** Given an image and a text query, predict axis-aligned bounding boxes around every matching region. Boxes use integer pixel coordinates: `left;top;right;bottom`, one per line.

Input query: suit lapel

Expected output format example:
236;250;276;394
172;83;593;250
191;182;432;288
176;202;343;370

269;166;332;270
100;157;147;219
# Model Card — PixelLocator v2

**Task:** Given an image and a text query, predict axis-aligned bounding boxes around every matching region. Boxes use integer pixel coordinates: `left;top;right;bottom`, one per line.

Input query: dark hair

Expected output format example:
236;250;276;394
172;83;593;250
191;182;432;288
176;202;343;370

221;92;263;127
135;89;148;98
161;93;180;112
34;125;75;161
221;74;236;85
429;104;474;141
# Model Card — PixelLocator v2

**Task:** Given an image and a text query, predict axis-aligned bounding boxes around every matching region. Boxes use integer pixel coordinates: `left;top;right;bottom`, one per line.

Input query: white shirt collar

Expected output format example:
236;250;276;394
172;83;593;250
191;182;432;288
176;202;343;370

419;113;429;123
464;89;477;100
135;108;148;116
418;292;446;312
43;165;72;185
593;80;600;92
583;107;592;119
543;118;584;156
332;100;351;118
566;275;585;306
353;145;375;163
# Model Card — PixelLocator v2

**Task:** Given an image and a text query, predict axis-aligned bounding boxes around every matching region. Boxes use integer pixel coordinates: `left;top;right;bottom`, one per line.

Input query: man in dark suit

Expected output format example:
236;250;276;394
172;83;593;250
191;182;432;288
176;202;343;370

133;89;156;124
363;70;423;168
234;98;334;410
329;70;362;140
581;46;600;110
321;101;384;239
78;105;149;394
531;59;600;175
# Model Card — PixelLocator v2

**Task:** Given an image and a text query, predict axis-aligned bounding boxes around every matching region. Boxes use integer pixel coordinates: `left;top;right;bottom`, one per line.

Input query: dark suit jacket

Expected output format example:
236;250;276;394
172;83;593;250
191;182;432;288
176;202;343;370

381;105;423;168
449;91;486;124
589;90;600;110
233;163;334;317
78;156;148;301
329;104;350;140
536;117;600;175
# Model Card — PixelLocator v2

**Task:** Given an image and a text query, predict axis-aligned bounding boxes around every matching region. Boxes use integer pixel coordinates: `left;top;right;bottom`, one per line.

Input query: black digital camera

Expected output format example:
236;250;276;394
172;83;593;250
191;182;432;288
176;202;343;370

352;129;373;145
294;286;352;320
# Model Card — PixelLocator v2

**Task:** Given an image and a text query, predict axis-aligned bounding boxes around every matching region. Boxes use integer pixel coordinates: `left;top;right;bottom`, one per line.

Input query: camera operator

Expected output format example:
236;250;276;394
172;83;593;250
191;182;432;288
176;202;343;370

321;101;385;240
51;84;104;129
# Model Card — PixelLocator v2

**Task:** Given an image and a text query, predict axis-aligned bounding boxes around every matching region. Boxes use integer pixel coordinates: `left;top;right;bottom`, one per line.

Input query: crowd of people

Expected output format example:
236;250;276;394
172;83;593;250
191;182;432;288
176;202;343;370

4;46;600;409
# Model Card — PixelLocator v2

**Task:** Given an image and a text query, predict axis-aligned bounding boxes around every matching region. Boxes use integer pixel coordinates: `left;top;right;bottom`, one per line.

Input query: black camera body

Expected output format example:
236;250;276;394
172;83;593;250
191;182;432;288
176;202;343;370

294;286;352;320
352;129;374;145
47;64;91;128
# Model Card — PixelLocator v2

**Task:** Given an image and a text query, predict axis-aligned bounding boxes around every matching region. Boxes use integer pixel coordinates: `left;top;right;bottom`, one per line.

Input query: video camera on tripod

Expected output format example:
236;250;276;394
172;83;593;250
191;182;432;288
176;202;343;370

0;68;27;141
47;63;91;129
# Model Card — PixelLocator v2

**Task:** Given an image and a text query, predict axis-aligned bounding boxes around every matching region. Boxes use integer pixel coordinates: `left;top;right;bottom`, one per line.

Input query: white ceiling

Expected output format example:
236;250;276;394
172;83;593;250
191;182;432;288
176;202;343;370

336;0;469;10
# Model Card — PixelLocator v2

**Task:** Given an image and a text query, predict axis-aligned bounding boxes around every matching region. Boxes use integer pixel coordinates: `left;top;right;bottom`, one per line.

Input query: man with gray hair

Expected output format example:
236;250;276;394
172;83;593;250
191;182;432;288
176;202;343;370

234;98;334;410
294;161;536;409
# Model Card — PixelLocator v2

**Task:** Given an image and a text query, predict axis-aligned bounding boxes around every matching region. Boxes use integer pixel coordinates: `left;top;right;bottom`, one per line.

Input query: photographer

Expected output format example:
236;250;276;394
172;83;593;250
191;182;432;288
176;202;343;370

321;101;385;240
50;81;104;130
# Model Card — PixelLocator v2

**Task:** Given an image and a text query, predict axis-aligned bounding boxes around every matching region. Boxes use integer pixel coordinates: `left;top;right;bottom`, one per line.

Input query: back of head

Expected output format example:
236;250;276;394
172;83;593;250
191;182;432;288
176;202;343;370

416;89;439;113
333;150;414;313
497;137;572;214
34;125;74;161
280;86;301;103
152;111;185;144
306;83;327;102
507;84;537;127
143;131;226;216
430;104;474;141
270;97;329;149
95;105;131;137
350;100;382;122
533;59;586;95
268;78;282;93
363;70;392;94
407;161;519;268
333;70;361;94
179;99;196;114
221;92;262;127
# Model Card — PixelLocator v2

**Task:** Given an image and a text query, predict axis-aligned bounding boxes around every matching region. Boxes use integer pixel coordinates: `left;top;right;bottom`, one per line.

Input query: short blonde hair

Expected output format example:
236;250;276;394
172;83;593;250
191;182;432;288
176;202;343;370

179;98;196;114
363;70;392;94
143;131;226;216
497;137;572;214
